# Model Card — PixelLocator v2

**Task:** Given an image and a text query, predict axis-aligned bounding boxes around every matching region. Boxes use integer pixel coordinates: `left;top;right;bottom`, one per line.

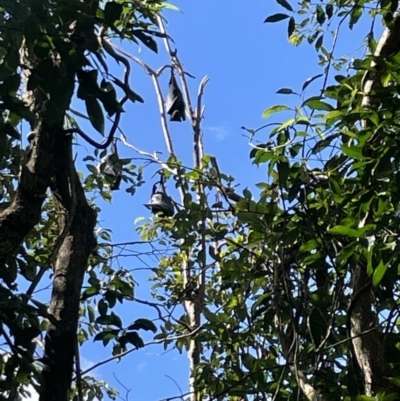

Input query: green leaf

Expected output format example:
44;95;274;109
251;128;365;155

81;286;100;300
85;97;105;135
349;5;362;29
276;0;293;12
242;353;257;370
104;2;123;25
323;110;342;121
96;312;122;328
16;369;30;385
311;134;339;154
127;318;157;333
382;394;400;401
300;239;319;252
94;329;119;345
315;35;324;50
302;74;323;92
354;396;374;401
264;13;289;23
316;5;325;25
337;241;358;267
243;188;252;199
115;280;134;298
98;79;120;116
123;331;145;348
341;144;364;160
326;4;333;19
329;225;375;238
203;308;218;323
98;299;108;316
288;17;295;37
262;105;290;118
372;260;387;288
87;305;95;323
132;30;158;53
276;87;294;95
367;32;377;53
274;116;310;133
302;252;324;266
302;97;333;111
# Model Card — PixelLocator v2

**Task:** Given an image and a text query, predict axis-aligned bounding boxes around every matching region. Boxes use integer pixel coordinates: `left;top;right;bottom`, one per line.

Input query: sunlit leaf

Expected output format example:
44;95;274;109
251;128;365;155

372;260;387;287
341;144;364;160
329;224;376;238
302;97;333;111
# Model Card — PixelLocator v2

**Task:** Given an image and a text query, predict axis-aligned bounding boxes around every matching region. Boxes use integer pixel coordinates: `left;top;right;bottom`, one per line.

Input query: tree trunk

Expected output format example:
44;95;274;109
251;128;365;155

0;123;57;269
349;258;390;395
353;12;400;396
0;60;75;270
40;135;97;401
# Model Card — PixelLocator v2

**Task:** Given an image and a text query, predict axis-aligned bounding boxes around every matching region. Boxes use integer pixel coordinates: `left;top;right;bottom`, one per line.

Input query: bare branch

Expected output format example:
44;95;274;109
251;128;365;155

80;326;202;376
102;38;176;156
119;134;177;175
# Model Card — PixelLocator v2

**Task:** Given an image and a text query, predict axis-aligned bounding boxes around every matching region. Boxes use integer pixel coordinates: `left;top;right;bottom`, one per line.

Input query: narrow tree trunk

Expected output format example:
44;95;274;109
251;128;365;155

353;11;400;396
40;135;97;401
349;259;390;395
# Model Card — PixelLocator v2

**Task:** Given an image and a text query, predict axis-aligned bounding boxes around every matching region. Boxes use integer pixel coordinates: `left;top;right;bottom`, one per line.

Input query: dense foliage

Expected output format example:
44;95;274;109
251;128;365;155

140;1;400;400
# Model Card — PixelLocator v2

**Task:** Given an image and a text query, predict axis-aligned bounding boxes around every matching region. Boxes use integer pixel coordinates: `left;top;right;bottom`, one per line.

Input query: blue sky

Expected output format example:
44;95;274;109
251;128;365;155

25;1;384;400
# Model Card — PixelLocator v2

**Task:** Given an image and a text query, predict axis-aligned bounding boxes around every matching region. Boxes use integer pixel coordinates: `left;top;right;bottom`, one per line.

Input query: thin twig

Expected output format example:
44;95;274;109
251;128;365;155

113;373;131;401
80;326;202;376
165;375;184;397
119;134;177;176
104;241;151;247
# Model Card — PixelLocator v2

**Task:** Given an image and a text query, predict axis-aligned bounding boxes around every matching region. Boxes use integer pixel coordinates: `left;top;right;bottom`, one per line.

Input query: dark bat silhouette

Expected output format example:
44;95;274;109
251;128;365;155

144;181;174;217
166;70;186;122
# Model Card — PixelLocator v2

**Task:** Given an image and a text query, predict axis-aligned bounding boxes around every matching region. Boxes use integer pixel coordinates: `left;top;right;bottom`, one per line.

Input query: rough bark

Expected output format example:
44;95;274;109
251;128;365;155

349;258;390;395
0;66;75;269
40;135;97;401
0;123;57;268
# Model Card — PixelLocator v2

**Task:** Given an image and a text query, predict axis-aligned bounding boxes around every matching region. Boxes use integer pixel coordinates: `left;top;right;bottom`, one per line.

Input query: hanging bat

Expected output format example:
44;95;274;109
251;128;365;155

166;70;186;122
144;180;174;217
